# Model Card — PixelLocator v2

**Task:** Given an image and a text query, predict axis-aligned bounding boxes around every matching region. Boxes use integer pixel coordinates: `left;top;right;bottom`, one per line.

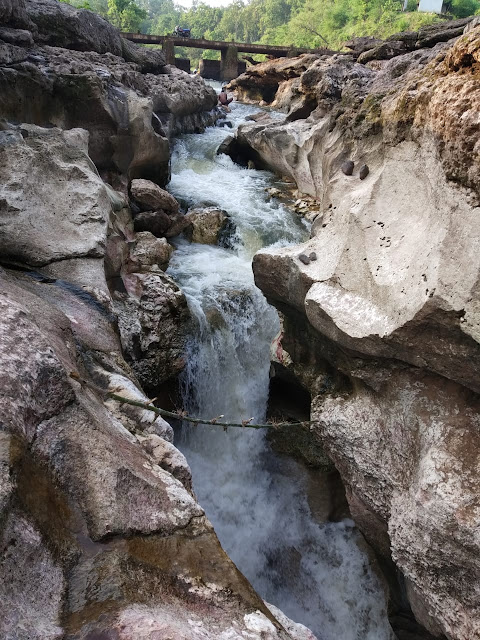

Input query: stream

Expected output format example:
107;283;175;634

167;87;394;640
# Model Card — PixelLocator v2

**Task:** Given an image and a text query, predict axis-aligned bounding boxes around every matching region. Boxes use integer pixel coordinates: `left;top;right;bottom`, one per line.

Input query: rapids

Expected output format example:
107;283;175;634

167;86;394;640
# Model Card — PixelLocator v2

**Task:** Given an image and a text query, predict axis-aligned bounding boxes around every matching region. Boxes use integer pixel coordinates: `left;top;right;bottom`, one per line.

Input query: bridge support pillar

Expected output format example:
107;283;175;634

220;45;238;82
162;38;175;65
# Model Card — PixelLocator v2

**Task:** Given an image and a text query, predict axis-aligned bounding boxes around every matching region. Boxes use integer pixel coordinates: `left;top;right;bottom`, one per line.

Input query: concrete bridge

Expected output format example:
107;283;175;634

122;33;322;80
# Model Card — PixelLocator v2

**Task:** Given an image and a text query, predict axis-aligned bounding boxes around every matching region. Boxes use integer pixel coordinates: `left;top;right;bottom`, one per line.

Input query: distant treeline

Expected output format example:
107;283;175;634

63;0;480;64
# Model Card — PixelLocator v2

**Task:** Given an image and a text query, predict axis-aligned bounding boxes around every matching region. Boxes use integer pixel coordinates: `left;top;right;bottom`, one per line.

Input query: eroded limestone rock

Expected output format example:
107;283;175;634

140;433;193;494
0;125;110;266
0;1;219;187
130;178;180;214
185;207;233;245
0;268;299;640
114;270;190;393
242;24;480;640
128;231;173;272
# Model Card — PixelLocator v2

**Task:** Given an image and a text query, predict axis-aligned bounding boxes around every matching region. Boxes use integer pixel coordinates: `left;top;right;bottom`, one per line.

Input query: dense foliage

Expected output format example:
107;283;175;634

63;0;479;60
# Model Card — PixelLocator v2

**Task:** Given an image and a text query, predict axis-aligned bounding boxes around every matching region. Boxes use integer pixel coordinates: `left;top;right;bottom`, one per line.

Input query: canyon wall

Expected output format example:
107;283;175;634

0;1;315;638
228;19;480;640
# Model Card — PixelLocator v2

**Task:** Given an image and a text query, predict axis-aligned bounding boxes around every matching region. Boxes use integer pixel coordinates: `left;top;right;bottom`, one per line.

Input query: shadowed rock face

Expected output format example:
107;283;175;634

232;23;480;640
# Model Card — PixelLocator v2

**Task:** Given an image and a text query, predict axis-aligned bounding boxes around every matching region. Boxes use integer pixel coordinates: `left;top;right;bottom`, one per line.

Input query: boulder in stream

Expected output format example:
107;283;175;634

133;209;173;237
130;178;180;214
184;207;235;245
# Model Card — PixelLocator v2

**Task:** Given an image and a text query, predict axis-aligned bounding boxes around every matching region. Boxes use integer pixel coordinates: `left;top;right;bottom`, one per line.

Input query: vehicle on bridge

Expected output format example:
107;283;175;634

173;26;191;38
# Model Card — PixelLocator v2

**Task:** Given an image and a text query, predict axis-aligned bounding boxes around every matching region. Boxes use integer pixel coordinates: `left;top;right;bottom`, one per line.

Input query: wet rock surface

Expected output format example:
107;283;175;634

0;131;302;640
184;207;234;245
130;178;180;214
232;21;480;640
114;269;191;393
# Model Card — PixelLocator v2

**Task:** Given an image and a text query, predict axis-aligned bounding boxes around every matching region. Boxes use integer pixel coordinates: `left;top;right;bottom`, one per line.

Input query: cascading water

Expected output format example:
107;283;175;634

167;87;394;640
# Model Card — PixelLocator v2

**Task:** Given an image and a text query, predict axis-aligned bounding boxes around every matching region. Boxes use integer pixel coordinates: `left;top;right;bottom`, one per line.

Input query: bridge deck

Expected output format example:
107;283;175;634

122;33;320;56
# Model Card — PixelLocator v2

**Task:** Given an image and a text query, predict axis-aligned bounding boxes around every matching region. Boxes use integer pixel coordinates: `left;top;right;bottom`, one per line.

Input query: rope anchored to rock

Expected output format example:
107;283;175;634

69;372;310;431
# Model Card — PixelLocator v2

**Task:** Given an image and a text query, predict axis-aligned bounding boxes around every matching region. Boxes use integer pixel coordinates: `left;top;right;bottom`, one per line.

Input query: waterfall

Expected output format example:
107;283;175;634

167;91;394;640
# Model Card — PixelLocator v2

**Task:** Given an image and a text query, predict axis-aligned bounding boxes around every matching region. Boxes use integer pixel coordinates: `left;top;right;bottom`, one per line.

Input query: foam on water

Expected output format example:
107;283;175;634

167;94;394;640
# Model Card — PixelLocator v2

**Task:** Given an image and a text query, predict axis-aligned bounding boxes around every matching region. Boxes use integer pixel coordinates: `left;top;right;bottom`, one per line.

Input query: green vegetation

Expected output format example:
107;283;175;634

62;0;480;62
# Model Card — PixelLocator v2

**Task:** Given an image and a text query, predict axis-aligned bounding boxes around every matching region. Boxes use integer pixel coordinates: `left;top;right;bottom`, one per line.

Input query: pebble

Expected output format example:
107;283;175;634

309;252;317;261
298;253;311;265
341;160;354;176
359;164;369;180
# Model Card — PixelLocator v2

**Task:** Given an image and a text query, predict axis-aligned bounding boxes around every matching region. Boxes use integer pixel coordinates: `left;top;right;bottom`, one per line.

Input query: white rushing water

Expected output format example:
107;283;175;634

167;87;394;640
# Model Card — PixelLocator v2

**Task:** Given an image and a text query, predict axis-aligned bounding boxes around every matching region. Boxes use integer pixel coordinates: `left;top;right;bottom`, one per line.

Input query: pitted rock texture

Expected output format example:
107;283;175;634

241;23;480;640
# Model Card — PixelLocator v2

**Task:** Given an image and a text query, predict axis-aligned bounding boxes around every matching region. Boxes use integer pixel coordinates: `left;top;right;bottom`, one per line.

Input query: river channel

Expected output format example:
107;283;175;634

167;85;393;640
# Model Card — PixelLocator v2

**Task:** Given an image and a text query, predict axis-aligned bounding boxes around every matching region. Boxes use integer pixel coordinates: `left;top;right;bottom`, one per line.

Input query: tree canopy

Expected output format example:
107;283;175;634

63;0;480;55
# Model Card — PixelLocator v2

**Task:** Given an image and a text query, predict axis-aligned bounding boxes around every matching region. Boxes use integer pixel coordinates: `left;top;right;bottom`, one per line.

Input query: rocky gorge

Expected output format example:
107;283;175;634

225;16;480;640
0;0;479;639
0;1;317;638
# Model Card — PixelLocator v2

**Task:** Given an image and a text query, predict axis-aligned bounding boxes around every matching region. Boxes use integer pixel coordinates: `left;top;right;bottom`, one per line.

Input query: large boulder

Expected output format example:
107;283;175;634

25;0;167;70
25;0;123;55
114;270;191;393
228;54;321;105
133;209;173;236
244;25;480;640
130;178;180;213
0;0;34;29
0;125;110;267
127;231;173;272
185;207;233;245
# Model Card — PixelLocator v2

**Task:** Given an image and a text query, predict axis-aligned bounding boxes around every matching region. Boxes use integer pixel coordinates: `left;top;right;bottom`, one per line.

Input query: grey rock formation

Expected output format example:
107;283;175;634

0;268;298;640
114;270;191;392
0;125;109;267
128;231;173;272
235;24;480;640
0;2;319;637
184;207;233;245
228;54;322;106
25;0;125;56
0;0;218;188
130;178;180;213
140;433;194;494
0;0;34;29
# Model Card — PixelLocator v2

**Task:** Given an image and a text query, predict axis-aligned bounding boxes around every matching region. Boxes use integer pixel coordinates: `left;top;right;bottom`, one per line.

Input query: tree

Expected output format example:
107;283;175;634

107;0;147;31
449;0;480;17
